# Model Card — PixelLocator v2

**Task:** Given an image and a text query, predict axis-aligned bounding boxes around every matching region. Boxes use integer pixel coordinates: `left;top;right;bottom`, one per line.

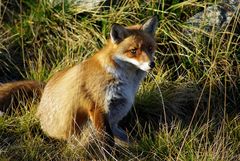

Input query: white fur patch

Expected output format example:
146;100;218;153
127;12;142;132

114;55;151;71
138;62;151;71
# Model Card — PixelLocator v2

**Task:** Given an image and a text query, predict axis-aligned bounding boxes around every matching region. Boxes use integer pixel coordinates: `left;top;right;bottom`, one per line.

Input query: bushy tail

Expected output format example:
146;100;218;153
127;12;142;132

0;80;45;113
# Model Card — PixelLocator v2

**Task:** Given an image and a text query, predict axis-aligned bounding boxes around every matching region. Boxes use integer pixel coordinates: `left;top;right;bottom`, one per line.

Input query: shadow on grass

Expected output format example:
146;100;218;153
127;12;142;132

119;82;240;142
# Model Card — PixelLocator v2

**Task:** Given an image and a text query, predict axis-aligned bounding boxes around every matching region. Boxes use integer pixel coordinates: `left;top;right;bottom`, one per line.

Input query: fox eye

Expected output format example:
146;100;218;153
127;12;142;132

130;48;137;55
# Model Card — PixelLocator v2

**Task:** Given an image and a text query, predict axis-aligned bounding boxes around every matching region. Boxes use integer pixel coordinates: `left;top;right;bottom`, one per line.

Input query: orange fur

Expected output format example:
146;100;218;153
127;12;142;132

37;55;115;139
0;80;45;113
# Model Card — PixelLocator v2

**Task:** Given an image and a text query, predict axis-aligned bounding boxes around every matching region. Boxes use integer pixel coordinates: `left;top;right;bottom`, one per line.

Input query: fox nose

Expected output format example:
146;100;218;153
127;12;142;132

149;62;155;69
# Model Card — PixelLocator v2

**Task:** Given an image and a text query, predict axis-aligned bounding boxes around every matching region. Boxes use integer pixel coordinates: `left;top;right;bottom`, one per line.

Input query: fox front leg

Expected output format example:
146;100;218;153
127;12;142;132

88;107;115;149
111;123;129;143
108;101;131;143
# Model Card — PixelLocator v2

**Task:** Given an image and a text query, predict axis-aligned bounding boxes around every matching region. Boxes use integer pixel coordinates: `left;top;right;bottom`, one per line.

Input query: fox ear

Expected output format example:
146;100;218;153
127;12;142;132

110;24;128;44
142;16;158;36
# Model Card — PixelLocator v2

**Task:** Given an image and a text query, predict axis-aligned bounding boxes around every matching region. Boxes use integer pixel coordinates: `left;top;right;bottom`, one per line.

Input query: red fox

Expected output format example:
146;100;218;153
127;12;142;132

0;17;158;146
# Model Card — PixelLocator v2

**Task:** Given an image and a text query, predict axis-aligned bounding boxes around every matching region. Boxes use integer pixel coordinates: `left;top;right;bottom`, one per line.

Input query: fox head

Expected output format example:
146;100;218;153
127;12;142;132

110;16;158;72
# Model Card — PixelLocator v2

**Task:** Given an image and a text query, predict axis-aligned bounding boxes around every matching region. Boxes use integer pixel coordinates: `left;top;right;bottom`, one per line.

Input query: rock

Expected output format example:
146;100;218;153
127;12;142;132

184;0;240;44
49;0;119;12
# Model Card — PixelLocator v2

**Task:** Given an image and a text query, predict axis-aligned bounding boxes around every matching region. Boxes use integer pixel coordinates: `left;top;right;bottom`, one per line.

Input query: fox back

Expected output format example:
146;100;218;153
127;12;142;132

37;17;158;146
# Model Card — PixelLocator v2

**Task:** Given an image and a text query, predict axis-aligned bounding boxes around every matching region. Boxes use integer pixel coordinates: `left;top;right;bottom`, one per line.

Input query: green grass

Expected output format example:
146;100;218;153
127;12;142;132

1;0;240;160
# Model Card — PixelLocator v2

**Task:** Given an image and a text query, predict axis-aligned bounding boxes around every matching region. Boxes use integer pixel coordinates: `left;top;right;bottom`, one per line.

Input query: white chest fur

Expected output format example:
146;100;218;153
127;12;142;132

104;65;146;141
105;66;145;122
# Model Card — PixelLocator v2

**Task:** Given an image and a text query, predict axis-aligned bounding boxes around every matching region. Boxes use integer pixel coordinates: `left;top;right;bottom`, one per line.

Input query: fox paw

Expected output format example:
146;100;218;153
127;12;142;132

112;126;129;143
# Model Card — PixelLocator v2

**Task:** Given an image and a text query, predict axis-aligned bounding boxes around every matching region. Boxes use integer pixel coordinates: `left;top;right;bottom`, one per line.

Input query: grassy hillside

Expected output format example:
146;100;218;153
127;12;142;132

1;0;240;160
